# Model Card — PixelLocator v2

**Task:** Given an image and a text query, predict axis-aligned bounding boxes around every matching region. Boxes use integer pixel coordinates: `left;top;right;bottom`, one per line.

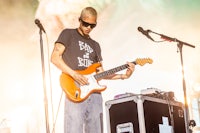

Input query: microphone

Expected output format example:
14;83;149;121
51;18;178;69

138;27;154;41
35;19;46;33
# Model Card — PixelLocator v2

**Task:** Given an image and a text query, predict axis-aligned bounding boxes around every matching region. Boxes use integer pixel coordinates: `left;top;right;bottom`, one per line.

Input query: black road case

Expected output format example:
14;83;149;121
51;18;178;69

105;95;186;133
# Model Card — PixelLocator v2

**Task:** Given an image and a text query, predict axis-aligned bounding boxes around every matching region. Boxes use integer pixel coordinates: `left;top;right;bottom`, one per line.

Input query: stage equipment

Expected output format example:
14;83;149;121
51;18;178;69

105;94;185;133
141;88;175;101
138;26;196;133
35;19;50;133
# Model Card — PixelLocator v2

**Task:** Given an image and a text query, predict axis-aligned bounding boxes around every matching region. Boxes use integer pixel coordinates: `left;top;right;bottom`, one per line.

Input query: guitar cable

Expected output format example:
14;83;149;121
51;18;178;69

164;93;175;133
51;91;63;133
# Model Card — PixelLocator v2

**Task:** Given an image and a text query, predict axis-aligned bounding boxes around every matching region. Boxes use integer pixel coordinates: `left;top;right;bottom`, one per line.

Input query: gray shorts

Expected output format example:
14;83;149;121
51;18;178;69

64;93;103;133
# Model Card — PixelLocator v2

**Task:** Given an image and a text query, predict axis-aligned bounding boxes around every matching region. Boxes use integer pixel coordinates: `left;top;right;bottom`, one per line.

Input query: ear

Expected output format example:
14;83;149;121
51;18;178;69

79;17;81;21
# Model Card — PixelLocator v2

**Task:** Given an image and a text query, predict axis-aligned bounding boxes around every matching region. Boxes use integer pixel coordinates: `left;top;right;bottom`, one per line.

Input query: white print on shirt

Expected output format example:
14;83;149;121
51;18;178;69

77;41;94;67
78;41;93;53
77;57;93;67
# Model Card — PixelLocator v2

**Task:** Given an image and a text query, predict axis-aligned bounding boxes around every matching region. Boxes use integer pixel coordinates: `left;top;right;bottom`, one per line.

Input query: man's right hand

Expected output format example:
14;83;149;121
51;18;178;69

71;72;89;86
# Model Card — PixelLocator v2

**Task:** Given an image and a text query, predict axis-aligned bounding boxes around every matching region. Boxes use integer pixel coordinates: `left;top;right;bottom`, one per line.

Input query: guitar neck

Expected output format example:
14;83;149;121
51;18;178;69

94;61;136;80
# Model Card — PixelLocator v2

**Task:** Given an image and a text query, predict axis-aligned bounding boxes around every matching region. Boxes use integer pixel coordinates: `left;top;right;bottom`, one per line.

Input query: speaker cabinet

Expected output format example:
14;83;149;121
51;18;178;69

105;95;186;133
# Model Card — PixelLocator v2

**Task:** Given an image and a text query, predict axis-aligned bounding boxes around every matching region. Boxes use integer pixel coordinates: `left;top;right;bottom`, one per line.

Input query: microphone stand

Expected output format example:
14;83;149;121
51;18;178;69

36;26;50;133
150;30;195;133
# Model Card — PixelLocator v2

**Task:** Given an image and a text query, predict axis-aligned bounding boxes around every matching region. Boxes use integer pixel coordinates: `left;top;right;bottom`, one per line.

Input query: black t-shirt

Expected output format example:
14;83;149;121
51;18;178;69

55;28;102;70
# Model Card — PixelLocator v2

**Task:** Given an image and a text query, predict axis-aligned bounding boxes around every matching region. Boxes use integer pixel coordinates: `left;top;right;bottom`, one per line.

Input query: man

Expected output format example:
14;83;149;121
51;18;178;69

51;7;135;133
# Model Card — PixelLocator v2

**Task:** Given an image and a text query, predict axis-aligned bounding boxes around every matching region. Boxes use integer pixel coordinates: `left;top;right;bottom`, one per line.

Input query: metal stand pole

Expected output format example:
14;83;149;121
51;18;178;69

38;28;50;133
177;42;190;133
147;29;195;133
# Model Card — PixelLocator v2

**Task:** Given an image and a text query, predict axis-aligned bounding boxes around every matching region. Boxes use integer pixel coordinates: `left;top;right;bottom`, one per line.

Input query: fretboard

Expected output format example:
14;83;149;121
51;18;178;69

94;61;136;80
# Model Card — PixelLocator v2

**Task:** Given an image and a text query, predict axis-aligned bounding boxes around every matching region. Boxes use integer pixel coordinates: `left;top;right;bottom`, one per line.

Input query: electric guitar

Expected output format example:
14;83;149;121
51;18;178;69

60;58;153;102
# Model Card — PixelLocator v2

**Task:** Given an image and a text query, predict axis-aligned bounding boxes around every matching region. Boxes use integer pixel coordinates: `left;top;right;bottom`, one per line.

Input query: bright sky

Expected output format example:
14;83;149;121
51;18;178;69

1;0;200;132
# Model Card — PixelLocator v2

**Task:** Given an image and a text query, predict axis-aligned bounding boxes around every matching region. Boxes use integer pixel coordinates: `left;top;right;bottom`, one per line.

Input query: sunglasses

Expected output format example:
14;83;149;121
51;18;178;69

80;19;96;29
